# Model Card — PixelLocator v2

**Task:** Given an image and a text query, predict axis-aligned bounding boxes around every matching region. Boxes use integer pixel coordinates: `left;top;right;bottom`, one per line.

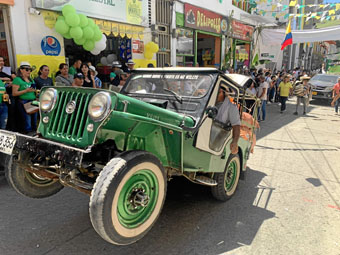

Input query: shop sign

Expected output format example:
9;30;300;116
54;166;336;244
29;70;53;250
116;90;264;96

132;39;144;54
184;4;228;35
31;0;149;27
41;36;61;56
0;0;14;5
231;20;254;41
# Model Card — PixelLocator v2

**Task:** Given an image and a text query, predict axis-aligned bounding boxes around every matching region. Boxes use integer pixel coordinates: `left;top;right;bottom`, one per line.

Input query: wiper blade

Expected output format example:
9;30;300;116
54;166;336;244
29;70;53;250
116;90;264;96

163;88;183;104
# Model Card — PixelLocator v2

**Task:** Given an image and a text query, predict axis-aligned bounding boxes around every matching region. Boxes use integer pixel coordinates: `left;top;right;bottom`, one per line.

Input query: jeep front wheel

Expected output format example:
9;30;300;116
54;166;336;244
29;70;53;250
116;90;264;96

5;156;64;199
89;151;167;245
211;154;241;201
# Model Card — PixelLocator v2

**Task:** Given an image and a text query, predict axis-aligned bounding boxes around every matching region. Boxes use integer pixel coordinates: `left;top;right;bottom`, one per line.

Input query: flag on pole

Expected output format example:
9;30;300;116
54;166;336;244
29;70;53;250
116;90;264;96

281;20;292;50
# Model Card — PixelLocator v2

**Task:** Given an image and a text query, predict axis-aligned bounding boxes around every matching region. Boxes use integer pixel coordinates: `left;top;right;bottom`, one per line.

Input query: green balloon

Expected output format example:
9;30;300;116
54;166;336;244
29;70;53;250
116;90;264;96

57;16;65;21
87;18;96;29
63;33;73;40
65;14;80;27
55;20;69;35
93;27;102;41
74;37;86;46
83;26;94;40
79;14;88;28
83;40;95;51
62;5;76;16
70;26;83;40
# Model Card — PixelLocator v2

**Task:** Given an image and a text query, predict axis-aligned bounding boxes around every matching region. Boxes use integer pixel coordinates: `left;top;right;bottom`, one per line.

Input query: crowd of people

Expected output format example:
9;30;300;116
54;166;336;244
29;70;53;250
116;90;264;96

0;57;136;134
236;67;321;121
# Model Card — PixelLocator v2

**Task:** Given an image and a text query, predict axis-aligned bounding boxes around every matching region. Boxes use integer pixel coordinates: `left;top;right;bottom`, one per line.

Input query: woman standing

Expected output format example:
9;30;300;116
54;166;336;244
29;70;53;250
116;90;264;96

12;62;37;133
34;65;53;89
81;64;95;88
55;63;73;86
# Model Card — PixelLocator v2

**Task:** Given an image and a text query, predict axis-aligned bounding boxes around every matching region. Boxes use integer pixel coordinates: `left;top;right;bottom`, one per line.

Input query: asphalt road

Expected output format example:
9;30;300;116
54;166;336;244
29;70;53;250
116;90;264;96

0;98;340;255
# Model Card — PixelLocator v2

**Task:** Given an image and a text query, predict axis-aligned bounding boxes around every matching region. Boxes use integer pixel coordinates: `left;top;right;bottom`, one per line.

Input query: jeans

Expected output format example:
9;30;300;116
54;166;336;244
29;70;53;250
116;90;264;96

280;96;288;112
296;97;307;113
258;100;267;120
19;100;37;132
335;98;340;113
0;103;8;129
269;87;276;102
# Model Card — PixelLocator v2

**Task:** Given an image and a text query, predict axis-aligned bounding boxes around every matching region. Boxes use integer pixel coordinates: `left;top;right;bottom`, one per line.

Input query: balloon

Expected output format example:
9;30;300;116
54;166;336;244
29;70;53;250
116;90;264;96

63;33;73;39
83;40;95;51
90;49;101;55
74;37;86;45
88;18;96;29
150;42;159;53
70;26;83;40
55;20;69;35
79;14;89;28
144;52;153;59
100;57;108;66
145;42;152;52
95;41;106;52
65;14;80;27
93;28;102;42
57;16;65;21
107;54;117;63
62;5;76;16
83;26;94;39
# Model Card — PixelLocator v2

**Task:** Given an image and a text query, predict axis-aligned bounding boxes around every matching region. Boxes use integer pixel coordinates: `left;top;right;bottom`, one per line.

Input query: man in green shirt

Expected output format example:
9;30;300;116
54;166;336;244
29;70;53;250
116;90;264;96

69;59;82;76
278;75;293;113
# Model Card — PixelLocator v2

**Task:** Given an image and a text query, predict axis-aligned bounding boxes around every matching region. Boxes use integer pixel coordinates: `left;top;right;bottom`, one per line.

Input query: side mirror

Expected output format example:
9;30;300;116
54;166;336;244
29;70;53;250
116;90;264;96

206;106;218;119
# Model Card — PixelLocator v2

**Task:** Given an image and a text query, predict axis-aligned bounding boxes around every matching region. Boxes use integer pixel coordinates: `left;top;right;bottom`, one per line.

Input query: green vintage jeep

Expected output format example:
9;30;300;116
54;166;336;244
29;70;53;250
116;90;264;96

1;68;259;245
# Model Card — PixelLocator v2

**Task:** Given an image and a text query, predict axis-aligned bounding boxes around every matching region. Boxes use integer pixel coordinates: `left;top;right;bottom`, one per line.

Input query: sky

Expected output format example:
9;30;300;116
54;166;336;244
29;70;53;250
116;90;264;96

324;0;340;3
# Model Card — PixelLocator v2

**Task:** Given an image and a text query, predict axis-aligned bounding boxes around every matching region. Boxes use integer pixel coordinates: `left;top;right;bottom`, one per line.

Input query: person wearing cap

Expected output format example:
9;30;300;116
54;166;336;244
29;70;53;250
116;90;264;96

72;73;84;87
89;66;102;88
55;63;73;86
294;76;311;115
278;75;293;113
110;61;122;86
125;59;135;74
12;62;37;133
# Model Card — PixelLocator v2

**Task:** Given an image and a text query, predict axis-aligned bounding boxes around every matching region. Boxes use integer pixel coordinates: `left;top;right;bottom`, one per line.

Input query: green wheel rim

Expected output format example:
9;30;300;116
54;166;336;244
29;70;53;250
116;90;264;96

225;159;237;191
117;169;159;229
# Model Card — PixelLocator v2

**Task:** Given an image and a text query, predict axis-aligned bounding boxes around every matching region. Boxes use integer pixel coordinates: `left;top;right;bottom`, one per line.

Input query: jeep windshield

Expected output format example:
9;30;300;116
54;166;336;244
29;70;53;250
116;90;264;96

123;73;213;98
121;72;217;119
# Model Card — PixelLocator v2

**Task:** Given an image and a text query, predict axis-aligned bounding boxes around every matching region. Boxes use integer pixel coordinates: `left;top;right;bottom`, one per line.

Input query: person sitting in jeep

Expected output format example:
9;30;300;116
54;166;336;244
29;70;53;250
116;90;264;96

214;88;241;154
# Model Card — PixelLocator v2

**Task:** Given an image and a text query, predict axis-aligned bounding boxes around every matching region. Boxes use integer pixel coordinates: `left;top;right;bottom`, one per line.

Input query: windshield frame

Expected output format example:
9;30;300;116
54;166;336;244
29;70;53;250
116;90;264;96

120;71;219;120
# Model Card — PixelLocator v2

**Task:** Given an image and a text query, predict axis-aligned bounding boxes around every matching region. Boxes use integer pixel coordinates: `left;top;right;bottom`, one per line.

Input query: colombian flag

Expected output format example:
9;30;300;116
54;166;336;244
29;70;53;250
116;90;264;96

281;20;292;50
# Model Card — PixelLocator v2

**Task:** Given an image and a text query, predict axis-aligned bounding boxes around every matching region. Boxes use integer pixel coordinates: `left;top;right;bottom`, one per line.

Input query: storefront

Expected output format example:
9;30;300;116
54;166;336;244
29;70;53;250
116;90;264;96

31;0;151;71
176;4;228;68
0;0;15;69
230;20;254;71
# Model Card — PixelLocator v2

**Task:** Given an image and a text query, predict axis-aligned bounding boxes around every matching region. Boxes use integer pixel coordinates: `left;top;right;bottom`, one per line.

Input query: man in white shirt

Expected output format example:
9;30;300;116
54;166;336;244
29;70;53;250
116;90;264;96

257;75;269;121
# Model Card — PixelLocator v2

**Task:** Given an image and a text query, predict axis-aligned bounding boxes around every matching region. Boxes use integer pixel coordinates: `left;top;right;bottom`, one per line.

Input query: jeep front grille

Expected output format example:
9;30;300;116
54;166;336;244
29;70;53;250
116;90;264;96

47;91;92;141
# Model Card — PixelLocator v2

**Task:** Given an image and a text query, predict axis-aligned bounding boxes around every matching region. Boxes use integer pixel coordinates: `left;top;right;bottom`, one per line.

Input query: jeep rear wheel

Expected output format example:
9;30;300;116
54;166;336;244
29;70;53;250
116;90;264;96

5;156;64;199
89;151;167;245
211;154;241;201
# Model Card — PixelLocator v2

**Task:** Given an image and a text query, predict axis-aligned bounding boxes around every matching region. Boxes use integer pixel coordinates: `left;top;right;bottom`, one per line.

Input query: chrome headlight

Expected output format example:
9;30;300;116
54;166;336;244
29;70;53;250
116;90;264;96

88;92;111;122
40;88;57;112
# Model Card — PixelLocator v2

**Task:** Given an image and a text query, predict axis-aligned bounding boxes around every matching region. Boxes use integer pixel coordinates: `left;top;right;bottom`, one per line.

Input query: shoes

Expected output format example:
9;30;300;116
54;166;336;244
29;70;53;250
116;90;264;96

293;112;298;115
280;111;283;114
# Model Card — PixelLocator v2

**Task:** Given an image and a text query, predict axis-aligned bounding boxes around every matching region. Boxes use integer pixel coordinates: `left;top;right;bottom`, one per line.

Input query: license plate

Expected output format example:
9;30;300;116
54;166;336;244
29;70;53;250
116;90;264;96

0;131;16;155
312;91;317;95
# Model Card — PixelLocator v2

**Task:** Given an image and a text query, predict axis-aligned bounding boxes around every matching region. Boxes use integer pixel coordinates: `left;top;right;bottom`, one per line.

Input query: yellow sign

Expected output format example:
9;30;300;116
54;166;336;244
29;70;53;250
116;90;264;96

17;54;66;81
42;11;58;29
94;18;143;39
126;0;143;25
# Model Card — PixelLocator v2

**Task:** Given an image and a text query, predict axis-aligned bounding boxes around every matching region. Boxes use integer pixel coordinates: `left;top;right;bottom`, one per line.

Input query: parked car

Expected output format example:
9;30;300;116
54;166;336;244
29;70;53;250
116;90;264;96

0;68;259;245
309;74;339;100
